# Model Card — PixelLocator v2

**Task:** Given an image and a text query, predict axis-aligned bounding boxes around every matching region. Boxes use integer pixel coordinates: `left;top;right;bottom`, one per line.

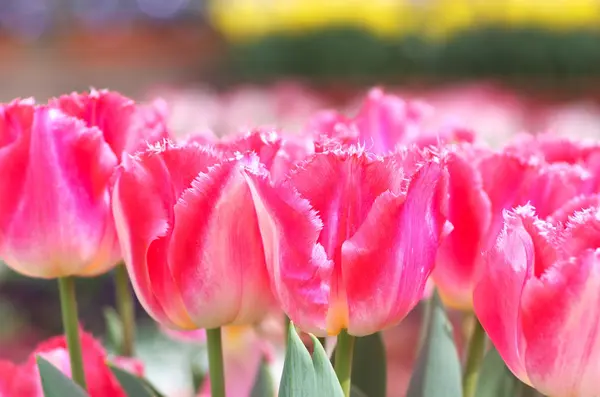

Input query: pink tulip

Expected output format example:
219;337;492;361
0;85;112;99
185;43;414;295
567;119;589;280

474;204;600;397
306;88;473;154
183;129;313;182
112;141;274;330
50;89;169;159
0;329;144;397
0;101;119;278
434;145;592;309
244;147;449;336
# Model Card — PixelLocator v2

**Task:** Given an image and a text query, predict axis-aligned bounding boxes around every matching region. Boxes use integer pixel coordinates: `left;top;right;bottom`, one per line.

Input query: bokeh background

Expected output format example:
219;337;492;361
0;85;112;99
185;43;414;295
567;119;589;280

1;1;600;396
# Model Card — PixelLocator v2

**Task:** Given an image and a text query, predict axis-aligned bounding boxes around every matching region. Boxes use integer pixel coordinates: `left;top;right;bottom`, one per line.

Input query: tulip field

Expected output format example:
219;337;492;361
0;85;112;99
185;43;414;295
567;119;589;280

2;82;600;397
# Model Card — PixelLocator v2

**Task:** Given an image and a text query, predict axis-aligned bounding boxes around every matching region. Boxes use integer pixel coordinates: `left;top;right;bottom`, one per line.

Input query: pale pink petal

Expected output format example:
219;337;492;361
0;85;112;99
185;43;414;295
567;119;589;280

0;104;118;278
342;160;448;336
244;171;332;335
521;250;600;397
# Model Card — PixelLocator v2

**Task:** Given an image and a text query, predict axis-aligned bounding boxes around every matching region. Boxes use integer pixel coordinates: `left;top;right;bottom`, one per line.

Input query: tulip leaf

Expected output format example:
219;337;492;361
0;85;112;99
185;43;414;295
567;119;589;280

251;355;275;397
406;291;462;397
310;335;344;397
37;356;88;397
110;365;157;397
103;307;123;353
279;323;344;397
351;332;386;397
475;346;520;397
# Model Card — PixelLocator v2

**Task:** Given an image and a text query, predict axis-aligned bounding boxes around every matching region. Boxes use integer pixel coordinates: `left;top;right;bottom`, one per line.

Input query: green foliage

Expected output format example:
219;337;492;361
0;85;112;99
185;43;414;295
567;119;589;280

406;292;462;397
279;323;344;397
226;26;600;82
37;356;87;397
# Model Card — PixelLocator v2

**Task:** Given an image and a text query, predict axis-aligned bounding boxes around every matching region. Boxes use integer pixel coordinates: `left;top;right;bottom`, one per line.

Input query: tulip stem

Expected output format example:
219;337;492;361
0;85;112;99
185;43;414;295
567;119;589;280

334;330;356;397
206;327;226;397
58;277;87;390
462;315;487;397
115;263;135;356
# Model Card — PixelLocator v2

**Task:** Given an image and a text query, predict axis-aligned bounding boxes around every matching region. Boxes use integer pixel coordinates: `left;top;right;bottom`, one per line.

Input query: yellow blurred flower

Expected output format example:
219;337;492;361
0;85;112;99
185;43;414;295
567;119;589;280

208;0;600;42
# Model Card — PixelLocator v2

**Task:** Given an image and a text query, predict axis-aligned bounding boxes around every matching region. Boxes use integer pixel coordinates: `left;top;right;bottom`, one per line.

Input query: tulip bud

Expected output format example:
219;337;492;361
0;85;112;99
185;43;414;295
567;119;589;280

0;101;119;278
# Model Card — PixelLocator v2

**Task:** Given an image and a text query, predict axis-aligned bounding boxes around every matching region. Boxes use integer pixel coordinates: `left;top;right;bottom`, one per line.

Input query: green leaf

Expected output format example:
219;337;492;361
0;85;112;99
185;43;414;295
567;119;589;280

250;356;275;397
37;356;88;397
351;332;386;397
278;323;343;397
279;322;316;396
406;291;462;397
310;335;344;397
110;365;156;397
475;347;520;397
103;307;123;353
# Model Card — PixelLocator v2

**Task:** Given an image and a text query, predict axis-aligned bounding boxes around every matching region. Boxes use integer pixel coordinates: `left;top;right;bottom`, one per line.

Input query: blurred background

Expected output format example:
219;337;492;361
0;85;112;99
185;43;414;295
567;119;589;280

1;1;600;396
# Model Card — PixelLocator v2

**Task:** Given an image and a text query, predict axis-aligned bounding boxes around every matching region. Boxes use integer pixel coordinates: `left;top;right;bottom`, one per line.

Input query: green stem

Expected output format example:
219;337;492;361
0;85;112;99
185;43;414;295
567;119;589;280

58;277;87;390
334;330;356;397
114;264;135;356
206;328;226;397
462;315;487;397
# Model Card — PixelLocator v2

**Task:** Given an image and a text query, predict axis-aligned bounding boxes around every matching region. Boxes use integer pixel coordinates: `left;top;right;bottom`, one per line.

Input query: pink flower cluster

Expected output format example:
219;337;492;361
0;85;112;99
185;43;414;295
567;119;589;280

2;86;600;396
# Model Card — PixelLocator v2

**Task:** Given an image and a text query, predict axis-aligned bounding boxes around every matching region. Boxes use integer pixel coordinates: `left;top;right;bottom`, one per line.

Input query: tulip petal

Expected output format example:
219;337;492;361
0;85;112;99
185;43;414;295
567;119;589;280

113;143;219;328
169;156;273;328
51;90;135;157
216;129;282;168
563;208;600;255
0;104;119;278
52;90;170;159
522;163;592;218
547;194;600;224
473;206;558;383
478;152;535;247
434;150;491;309
520;250;600;397
289;151;405;333
342;160;448;335
244;171;332;335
